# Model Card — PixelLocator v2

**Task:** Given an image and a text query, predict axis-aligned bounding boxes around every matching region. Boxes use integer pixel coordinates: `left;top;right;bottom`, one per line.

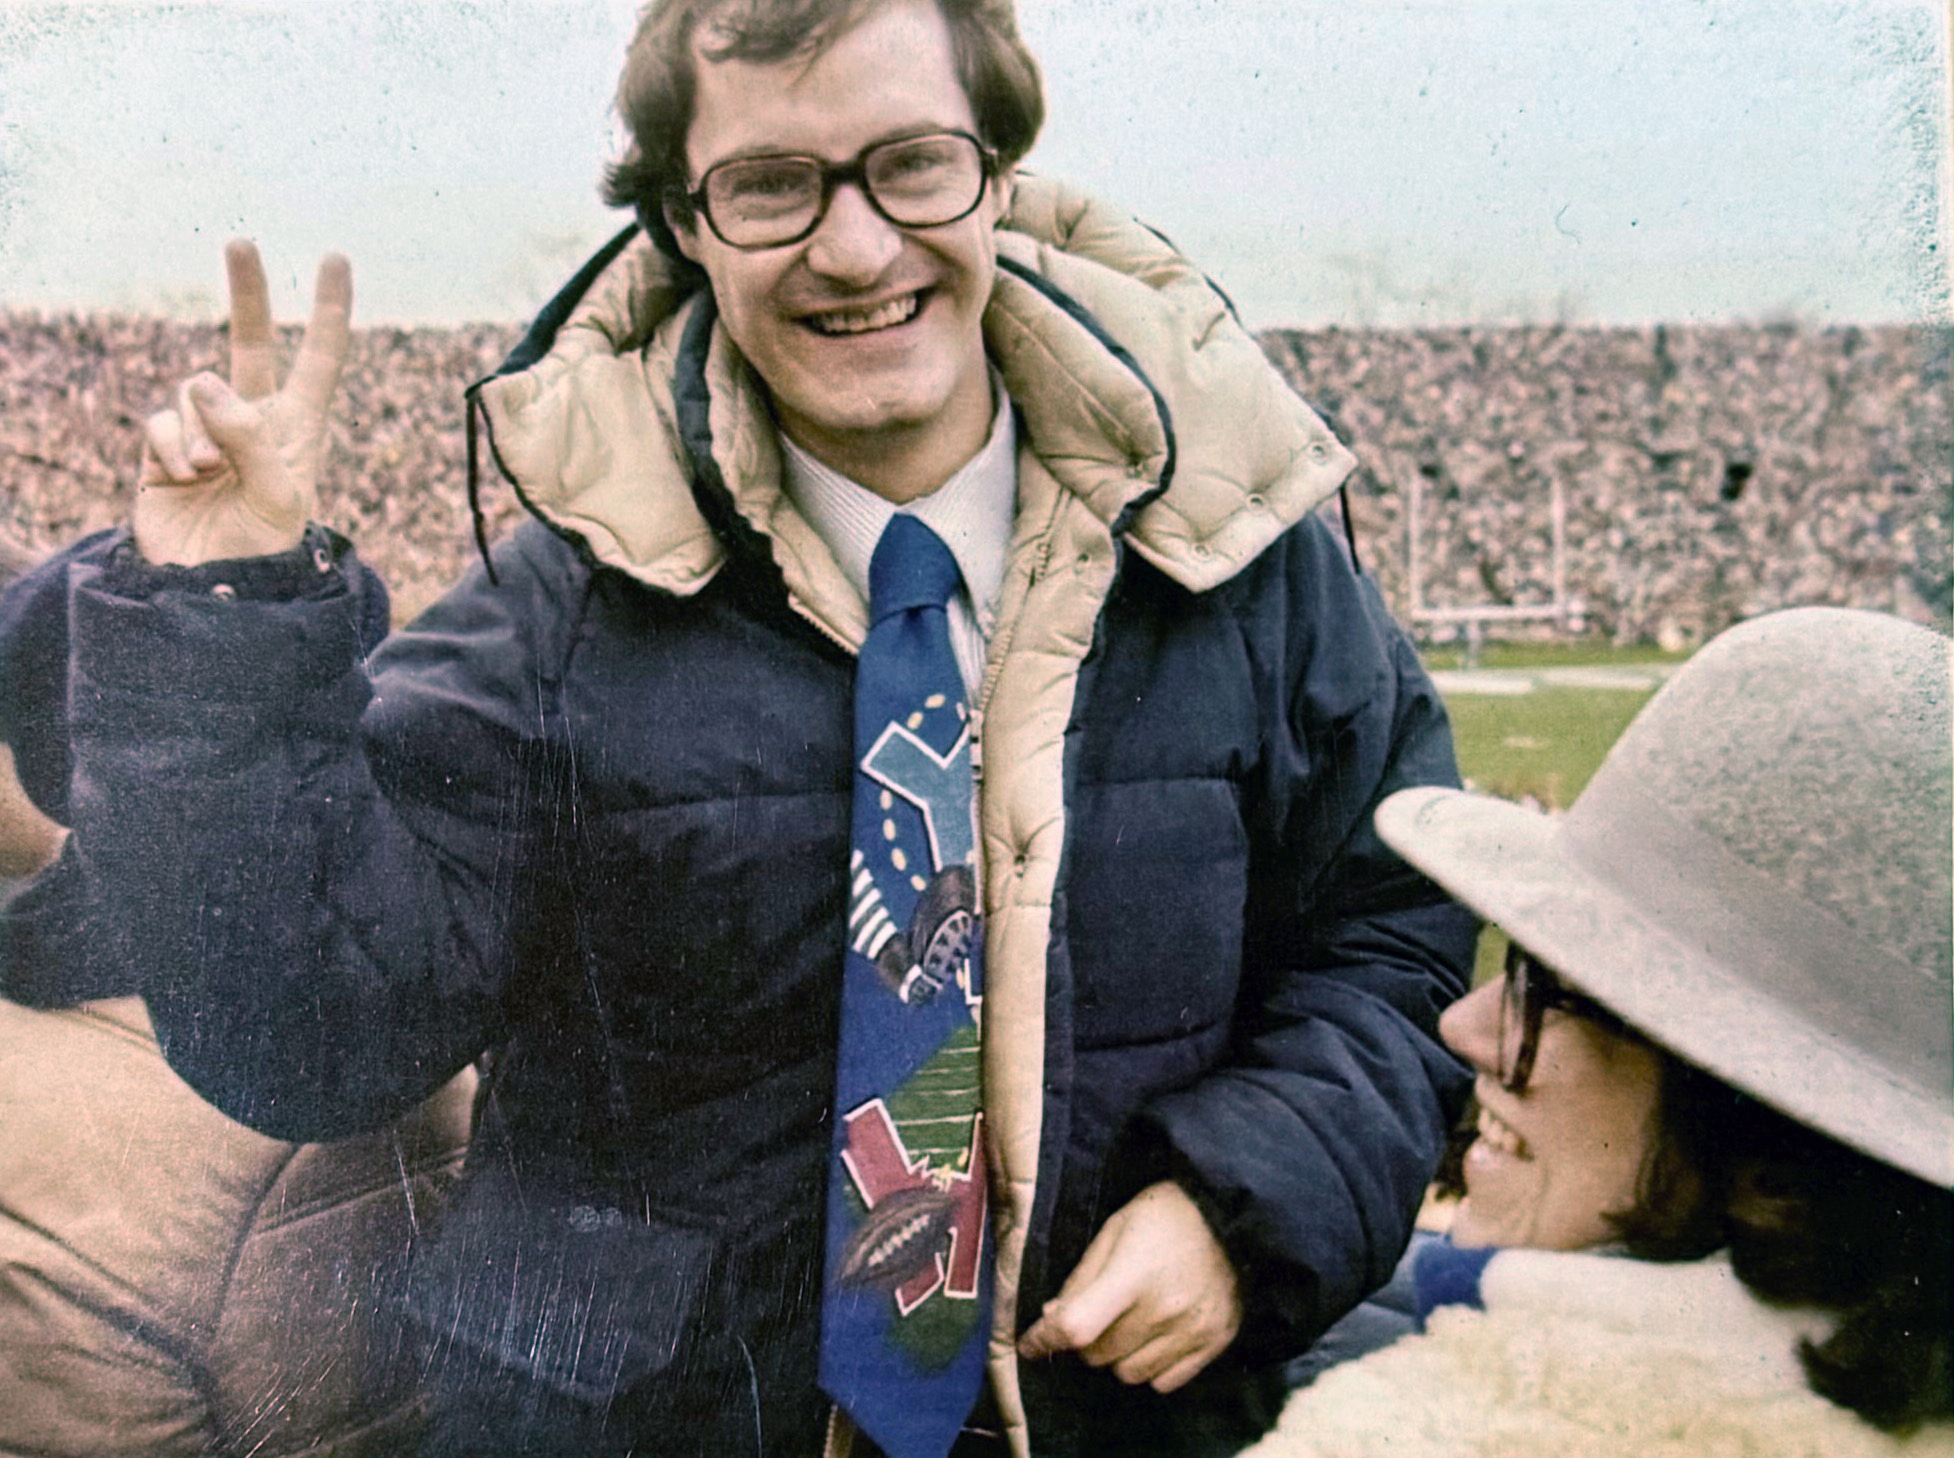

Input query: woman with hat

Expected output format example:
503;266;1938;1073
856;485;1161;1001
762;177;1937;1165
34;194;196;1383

1243;605;1952;1456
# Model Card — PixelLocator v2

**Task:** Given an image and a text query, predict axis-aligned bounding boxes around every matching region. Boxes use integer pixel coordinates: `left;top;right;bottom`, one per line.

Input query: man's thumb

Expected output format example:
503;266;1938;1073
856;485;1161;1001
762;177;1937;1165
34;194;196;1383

188;376;280;479
1017;1299;1074;1359
1018;1277;1124;1360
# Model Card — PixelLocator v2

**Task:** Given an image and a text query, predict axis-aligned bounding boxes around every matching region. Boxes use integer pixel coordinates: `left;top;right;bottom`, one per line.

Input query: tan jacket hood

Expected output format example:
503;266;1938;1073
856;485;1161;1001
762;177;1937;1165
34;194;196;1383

476;174;1355;618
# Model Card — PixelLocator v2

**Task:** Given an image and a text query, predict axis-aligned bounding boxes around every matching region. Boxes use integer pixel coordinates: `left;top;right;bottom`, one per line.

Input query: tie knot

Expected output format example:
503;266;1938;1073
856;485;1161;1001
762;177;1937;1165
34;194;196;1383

868;515;961;623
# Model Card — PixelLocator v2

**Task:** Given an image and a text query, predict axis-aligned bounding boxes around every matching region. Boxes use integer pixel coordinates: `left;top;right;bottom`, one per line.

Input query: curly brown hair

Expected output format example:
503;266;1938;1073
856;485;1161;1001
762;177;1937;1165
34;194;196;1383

601;0;1043;277
1609;1053;1953;1434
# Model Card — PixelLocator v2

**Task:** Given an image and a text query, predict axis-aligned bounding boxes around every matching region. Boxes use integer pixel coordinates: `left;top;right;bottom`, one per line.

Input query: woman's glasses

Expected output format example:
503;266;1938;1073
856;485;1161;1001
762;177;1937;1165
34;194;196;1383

1498;941;1627;1093
683;131;996;251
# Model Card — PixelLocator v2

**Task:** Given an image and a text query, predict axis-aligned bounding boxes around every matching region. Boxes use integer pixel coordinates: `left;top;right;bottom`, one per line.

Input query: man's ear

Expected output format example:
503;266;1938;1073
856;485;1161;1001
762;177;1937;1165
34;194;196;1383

665;200;703;263
989;165;1015;227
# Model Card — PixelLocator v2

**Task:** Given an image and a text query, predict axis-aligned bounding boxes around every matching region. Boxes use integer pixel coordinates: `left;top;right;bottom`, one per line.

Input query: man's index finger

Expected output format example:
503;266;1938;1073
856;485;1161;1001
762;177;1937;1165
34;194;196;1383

225;239;278;401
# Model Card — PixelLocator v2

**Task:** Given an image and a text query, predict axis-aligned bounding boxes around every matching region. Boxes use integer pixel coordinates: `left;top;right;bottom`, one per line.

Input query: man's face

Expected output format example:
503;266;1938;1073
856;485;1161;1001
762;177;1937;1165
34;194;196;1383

671;0;1010;499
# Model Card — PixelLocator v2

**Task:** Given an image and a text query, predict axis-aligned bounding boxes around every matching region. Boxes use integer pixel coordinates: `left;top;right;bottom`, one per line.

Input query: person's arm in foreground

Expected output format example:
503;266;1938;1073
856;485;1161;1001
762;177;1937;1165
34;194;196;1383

18;243;544;1140
1021;519;1475;1392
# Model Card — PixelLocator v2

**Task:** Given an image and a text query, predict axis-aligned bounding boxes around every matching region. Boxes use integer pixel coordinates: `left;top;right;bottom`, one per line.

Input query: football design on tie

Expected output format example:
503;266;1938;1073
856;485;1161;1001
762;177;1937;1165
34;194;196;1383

837;679;986;1331
822;516;992;1453
847;701;980;1006
838;1183;958;1290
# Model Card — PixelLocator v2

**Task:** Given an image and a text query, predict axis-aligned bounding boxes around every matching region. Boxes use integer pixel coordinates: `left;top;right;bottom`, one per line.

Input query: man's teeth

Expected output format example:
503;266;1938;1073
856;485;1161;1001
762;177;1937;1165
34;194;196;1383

808;294;921;335
1476;1107;1529;1158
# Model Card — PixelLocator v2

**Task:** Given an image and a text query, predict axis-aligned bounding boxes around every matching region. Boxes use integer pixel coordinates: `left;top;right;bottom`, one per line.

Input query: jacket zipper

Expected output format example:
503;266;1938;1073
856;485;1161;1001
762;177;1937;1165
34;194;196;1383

970;532;1056;796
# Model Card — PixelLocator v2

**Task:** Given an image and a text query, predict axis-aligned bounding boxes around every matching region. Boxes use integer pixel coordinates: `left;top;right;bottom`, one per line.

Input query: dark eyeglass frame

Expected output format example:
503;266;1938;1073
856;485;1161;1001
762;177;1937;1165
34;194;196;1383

680;130;998;251
1498;941;1628;1094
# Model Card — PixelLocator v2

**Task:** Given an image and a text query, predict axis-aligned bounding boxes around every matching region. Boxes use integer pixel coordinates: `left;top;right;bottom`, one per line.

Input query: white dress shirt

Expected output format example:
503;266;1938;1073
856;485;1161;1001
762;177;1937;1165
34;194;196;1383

778;386;1016;699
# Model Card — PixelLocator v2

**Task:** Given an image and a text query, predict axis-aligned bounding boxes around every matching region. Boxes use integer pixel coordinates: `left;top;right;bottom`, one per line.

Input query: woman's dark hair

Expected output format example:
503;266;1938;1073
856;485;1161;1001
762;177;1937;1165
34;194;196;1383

1610;1053;1953;1433
601;0;1044;277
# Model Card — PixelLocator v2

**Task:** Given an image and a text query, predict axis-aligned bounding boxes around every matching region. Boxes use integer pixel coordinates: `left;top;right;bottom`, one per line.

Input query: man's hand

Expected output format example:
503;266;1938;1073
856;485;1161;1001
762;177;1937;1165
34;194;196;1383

1016;1180;1242;1393
136;240;353;567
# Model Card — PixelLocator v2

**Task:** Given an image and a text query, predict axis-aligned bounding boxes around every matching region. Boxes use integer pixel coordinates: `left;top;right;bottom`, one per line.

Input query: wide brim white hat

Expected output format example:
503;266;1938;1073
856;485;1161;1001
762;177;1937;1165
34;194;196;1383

1377;607;1953;1189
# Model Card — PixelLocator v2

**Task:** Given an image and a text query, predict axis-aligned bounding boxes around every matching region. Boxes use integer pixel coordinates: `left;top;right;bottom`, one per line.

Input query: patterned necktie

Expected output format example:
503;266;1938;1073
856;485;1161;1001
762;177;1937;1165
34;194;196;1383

820;514;990;1458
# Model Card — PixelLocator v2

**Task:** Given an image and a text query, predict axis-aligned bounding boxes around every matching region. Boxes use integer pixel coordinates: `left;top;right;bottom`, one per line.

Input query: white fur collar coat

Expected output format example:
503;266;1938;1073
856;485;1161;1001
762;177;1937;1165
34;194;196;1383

1240;1249;1954;1457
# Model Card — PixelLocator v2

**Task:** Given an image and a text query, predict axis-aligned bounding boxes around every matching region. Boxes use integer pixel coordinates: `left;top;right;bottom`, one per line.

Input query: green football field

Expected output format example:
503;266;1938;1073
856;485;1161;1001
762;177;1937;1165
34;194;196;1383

1426;641;1685;807
1443;681;1654;809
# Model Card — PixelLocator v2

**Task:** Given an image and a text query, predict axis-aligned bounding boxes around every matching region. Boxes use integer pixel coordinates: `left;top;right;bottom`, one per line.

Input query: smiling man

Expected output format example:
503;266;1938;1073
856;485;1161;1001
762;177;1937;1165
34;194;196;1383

662;4;1003;500
1;1;1475;1455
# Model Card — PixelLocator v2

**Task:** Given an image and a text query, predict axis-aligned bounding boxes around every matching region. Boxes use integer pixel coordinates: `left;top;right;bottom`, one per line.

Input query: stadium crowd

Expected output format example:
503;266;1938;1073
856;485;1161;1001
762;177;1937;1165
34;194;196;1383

3;310;1946;641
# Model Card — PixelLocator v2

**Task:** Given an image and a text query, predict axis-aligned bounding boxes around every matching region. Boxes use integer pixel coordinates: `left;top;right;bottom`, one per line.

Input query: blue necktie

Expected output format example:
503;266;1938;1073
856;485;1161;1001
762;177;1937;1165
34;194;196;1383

820;515;990;1458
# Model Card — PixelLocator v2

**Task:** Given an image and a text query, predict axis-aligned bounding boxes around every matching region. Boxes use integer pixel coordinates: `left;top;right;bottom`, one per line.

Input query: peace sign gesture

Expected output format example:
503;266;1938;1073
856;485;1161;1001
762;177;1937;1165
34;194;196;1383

136;240;353;566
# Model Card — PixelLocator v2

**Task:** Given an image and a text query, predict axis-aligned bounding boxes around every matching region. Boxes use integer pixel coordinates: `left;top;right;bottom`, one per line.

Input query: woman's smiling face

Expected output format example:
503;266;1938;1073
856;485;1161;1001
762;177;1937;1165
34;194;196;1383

1438;962;1665;1250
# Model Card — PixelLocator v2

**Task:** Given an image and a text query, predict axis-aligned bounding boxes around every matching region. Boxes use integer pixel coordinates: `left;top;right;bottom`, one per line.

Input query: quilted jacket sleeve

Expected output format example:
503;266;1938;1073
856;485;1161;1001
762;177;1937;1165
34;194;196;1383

1138;513;1476;1360
10;523;574;1142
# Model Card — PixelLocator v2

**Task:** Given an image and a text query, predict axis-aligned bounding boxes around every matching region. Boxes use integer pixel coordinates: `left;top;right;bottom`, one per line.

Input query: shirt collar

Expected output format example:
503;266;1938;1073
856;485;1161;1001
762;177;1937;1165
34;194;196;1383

779;381;1016;635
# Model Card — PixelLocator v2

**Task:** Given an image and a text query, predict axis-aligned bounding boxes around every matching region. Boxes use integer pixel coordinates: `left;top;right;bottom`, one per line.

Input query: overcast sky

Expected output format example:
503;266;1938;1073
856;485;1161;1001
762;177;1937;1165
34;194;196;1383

1;0;1948;329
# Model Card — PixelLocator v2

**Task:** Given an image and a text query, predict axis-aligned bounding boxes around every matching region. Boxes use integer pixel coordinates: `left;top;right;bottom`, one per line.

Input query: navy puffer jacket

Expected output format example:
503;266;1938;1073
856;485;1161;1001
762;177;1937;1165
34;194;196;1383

0;179;1473;1456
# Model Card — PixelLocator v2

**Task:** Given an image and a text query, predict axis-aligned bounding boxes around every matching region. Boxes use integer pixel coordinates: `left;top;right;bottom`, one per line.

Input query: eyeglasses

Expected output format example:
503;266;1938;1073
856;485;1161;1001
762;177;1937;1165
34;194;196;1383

1497;941;1625;1094
682;130;997;250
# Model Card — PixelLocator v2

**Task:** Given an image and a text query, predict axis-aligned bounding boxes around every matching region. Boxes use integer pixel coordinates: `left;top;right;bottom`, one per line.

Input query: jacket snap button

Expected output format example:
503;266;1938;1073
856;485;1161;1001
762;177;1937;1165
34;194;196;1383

211;583;237;601
313;546;333;574
1246;494;1267;511
1308;441;1330;461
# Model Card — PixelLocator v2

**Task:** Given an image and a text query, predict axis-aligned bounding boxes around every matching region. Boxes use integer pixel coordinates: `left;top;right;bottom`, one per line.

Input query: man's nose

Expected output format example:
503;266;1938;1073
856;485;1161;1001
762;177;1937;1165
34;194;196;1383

805;181;903;285
1439;976;1502;1072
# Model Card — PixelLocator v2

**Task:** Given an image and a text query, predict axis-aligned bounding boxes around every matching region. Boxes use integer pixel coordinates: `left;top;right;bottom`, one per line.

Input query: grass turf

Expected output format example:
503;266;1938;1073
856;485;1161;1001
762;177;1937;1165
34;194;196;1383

1430;639;1687;807
1444;685;1654;812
